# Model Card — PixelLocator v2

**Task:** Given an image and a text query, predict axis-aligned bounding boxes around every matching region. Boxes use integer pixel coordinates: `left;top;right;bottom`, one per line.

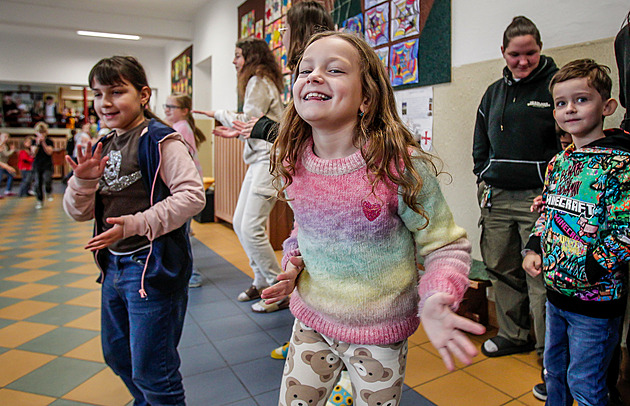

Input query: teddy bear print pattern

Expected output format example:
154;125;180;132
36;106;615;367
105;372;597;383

280;320;408;406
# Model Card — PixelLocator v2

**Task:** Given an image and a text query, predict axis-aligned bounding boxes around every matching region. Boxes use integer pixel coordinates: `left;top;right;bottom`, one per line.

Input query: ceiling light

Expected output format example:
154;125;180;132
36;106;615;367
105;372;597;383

77;30;141;41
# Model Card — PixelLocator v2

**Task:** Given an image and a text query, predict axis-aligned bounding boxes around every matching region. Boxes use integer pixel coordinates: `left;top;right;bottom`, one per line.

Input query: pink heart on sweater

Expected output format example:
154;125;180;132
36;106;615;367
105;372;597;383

362;201;381;221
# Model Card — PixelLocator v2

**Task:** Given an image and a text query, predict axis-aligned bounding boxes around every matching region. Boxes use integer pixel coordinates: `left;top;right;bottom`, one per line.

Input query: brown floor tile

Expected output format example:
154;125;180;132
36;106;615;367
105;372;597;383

0;300;58;320
417;370;511;406
20;241;60;250
464;356;540;398
0;388;56;405
4;270;59;282
66;290;101;308
0;349;56;386
62;367;132;406
64;336;104;363
64;309;100;331
408;325;430;347
0;321;57;348
66;263;99;275
0;283;58;300
15;250;60;259
403;345;450;387
11;258;59;269
66;252;96;263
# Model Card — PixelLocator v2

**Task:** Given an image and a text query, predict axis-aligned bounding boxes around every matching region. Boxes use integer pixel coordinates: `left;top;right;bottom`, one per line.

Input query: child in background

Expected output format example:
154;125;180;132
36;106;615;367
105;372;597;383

63;55;205;405
32;121;54;208
164;92;207;288
0;132;16;197
262;32;485;405
18;136;35;197
523;59;629;405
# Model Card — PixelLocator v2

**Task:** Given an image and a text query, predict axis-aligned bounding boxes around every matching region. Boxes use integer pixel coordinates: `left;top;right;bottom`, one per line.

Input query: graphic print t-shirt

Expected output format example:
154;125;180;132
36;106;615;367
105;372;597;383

98;121;151;253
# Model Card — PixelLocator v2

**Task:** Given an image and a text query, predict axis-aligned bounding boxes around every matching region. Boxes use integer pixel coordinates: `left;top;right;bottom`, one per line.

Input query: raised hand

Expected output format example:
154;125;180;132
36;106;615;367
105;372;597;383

212;126;241;138
421;292;486;371
66;141;108;180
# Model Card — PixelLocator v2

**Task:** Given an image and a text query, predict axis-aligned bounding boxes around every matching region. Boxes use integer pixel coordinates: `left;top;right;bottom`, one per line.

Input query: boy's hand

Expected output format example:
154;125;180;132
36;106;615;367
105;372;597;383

66;141;108;180
522;251;542;277
530;195;543;213
85;217;124;251
261;256;303;304
421;293;486;371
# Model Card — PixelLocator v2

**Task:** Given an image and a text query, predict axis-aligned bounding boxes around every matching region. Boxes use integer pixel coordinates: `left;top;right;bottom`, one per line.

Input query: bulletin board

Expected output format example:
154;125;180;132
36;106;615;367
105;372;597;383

171;46;193;96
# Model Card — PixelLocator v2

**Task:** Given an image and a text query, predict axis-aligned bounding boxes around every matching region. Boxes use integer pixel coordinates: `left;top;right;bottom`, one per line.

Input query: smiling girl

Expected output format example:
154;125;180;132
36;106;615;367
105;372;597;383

63;55;205;406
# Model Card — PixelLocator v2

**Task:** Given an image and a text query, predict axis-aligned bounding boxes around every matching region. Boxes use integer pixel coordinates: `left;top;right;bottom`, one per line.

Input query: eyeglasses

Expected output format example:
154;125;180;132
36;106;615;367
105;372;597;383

163;104;181;110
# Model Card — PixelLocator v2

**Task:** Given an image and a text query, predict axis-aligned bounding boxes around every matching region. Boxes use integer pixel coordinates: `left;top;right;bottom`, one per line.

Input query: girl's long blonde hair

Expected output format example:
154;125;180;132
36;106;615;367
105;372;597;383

169;93;206;147
271;32;438;221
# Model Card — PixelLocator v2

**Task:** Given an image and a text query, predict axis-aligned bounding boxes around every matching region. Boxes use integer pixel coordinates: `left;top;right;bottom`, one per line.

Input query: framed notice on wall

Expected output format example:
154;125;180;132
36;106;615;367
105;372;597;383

171;46;193;97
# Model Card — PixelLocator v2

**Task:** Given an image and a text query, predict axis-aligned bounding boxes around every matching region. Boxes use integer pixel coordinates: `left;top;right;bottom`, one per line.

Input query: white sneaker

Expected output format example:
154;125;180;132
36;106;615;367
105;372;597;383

47;196;54;202
35;201;43;209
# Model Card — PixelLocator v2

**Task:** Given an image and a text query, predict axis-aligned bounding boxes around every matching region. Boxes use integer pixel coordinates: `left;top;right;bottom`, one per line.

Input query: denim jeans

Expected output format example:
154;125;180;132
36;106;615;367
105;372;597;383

18;169;32;196
544;301;622;406
33;166;52;201
101;250;188;406
0;168;14;192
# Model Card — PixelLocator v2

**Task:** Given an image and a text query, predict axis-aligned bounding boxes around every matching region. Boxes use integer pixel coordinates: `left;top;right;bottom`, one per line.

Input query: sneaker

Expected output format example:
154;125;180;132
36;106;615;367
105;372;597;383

237;285;262;302
4;191;16;196
270;342;290;360
35;201;43;209
28;190;35;196
188;270;202;288
47;196;54;202
532;382;547;401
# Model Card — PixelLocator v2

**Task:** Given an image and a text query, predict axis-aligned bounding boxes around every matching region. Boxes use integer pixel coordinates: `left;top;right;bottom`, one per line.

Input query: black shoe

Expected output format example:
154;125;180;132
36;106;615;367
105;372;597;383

532;382;547;401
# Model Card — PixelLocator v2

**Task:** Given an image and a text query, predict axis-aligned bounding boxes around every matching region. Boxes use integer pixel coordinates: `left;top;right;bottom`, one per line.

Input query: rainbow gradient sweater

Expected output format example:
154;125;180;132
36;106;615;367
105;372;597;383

283;142;471;345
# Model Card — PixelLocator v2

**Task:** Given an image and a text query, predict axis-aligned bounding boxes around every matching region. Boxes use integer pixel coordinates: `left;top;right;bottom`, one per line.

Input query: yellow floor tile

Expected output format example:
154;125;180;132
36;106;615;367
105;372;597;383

64;309;100;331
419;342;486;369
66;290;101;308
66;276;100;290
464;356;540;398
504;401;527;406
512;351;543;369
15;250;59;259
0;388;56;406
0;349;56;386
11;258;59;269
66;263;99;275
62;367;132;406
64;336;104;363
20;241;59;250
0;300;58;321
0;283;58;300
408;326;430;347
417;370;512;406
66;251;96;263
0;321;57;348
4;270;59;283
403;346;450;387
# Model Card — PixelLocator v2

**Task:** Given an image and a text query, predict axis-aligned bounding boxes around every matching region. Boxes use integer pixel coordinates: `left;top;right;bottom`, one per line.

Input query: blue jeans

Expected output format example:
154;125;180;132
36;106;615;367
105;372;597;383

101;250;188;406
18;169;32;196
544;301;622;406
0;167;14;192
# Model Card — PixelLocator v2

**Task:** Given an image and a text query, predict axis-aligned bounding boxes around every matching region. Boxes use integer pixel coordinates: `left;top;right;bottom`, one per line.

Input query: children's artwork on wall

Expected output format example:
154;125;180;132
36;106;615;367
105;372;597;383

375;47;389;70
391;0;419;40
282;0;292;13
171;46;193;97
365;0;387;9
265;18;283;49
342;13;364;36
255;19;264;39
265;0;282;24
241;10;255;39
281;74;292;104
365;4;389;47
390;39;418;86
273;47;289;75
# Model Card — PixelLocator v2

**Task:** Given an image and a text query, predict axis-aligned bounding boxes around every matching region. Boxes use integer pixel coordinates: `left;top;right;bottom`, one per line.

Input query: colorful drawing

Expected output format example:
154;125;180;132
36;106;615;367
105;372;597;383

365;4;389;47
390;39;418;86
365;0;387;8
265;0;282;24
240;10;255;39
343;13;364;36
255;19;264;39
273;47;289;75
282;0;292;13
171;46;193;96
391;0;419;40
282;74;292;104
375;46;389;71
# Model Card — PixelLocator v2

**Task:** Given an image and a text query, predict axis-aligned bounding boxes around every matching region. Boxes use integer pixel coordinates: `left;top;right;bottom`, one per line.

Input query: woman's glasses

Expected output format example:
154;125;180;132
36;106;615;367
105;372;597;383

163;104;181;110
278;27;287;37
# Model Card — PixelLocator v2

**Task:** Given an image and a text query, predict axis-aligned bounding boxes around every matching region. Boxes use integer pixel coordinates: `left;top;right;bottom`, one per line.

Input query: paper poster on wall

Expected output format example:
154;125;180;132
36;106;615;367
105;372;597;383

265;0;282;24
365;4;389;47
282;0;292;13
241;11;255;39
171;46;192;97
394;86;433;150
375;47;389;70
390;39;418;86
391;0;419;40
255;19;264;39
281;74;292;104
343;13;364;36
365;0;387;8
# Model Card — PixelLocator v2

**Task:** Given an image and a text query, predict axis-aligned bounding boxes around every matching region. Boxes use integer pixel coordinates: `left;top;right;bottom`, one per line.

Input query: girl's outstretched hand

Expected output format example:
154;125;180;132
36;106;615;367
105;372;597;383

421;292;486;371
213;126;241;139
261;256;303;304
66;141;108;180
232;116;260;139
84;217;125;251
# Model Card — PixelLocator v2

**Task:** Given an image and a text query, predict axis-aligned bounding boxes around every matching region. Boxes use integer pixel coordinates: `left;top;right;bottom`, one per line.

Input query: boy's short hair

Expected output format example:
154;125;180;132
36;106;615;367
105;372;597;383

549;58;612;100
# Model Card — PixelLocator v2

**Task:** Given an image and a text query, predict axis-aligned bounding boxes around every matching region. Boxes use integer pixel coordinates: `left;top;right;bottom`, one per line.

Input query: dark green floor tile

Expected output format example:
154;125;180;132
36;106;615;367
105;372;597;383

38;272;89;286
44;261;89;273
6;357;105;397
32;286;92;303
0;255;34;266
25;304;94;326
39;252;87;262
50;399;95;406
0;279;23;293
0;296;20;310
0;318;17;330
18;327;98;356
0;346;8;355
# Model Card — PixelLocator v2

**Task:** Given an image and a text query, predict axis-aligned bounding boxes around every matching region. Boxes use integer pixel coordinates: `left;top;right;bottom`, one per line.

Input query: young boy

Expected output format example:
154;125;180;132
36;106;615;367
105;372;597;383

523;58;629;405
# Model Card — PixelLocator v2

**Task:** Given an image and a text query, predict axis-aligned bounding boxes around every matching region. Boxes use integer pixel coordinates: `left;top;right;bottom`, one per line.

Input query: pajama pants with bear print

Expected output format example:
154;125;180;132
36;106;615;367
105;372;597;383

279;319;408;406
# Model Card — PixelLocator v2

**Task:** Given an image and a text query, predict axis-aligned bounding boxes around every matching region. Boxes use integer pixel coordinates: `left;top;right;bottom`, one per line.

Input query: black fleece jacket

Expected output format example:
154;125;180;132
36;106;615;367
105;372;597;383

615;23;630;132
473;55;560;190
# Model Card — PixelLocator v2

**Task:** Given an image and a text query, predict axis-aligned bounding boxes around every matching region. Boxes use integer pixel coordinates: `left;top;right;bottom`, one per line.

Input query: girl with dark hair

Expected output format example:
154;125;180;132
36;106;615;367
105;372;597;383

63;55;205;405
194;38;286;312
